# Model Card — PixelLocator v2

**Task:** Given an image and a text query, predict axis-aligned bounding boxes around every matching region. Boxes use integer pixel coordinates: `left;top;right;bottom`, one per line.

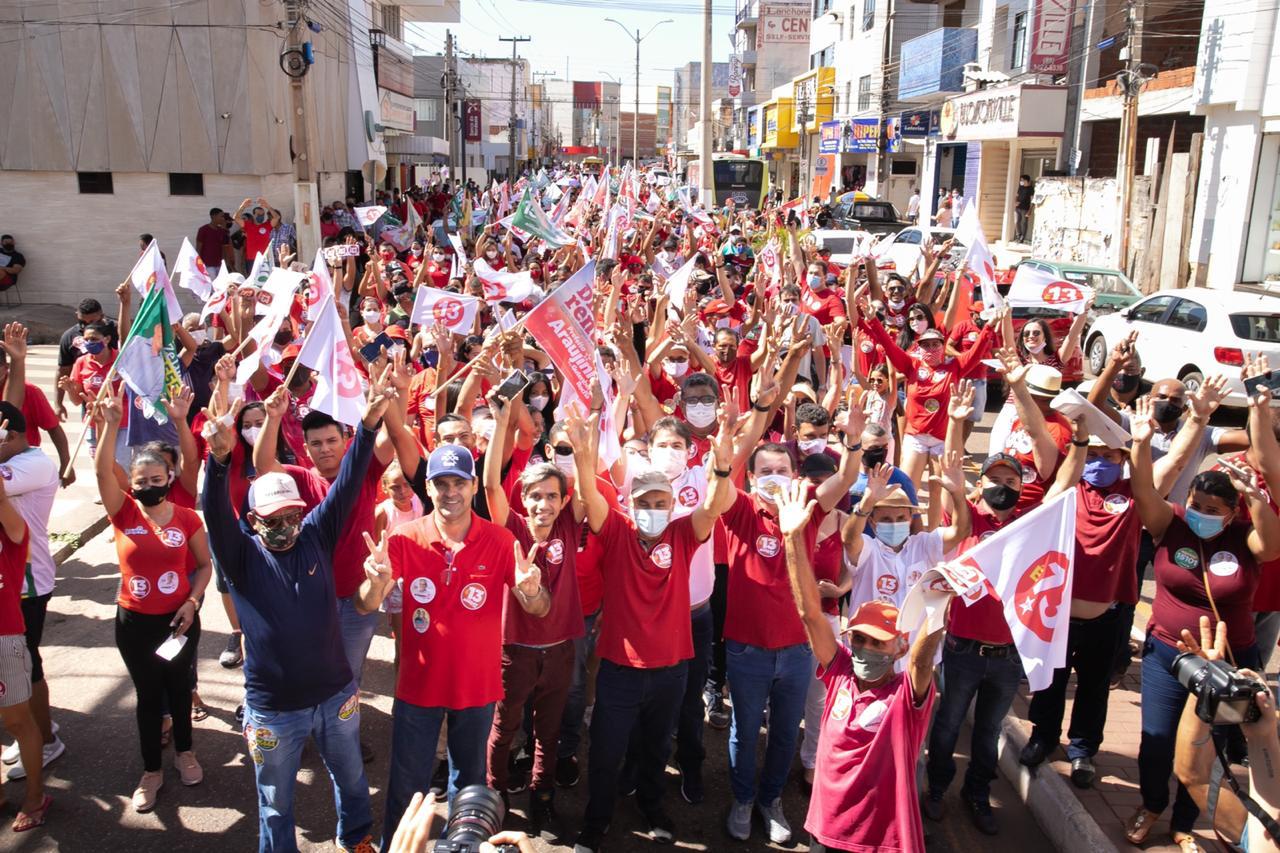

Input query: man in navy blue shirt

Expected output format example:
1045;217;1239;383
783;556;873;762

202;373;394;853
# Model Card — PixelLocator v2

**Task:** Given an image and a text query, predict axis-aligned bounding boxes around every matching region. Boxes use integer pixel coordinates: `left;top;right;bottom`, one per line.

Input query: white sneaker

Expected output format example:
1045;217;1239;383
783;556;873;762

2;721;58;764
758;798;792;844
7;736;66;781
727;800;753;840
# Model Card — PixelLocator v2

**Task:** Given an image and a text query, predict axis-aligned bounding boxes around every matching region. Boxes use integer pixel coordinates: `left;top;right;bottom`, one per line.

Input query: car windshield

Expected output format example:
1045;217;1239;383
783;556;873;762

1230;313;1280;342
819;237;859;255
853;202;899;220
1062;270;1136;297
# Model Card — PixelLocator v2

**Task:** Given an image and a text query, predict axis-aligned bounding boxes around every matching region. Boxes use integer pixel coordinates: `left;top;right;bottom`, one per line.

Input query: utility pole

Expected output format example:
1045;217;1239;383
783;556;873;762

799;91;809;201
499;35;530;182
1117;0;1146;270
444;30;457;182
699;0;714;203
285;0;319;261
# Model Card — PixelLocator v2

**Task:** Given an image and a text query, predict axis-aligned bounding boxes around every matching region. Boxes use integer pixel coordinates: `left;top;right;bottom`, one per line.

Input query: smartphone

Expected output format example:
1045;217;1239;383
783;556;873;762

359;332;394;363
1244;368;1280;397
493;368;530;404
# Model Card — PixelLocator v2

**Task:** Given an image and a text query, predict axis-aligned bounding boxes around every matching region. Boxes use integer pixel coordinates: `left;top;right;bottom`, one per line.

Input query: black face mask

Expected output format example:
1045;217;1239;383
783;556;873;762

862;446;889;469
1153;400;1184;424
131;483;171;507
1112;373;1140;394
982;484;1020;512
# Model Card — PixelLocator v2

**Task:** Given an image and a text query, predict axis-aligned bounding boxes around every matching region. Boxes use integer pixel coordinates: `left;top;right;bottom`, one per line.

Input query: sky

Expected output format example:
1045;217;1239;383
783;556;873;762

402;0;735;112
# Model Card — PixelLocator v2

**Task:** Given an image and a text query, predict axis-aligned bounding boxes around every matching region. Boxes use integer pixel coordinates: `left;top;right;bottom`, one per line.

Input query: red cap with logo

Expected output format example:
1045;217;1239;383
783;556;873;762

844;600;903;641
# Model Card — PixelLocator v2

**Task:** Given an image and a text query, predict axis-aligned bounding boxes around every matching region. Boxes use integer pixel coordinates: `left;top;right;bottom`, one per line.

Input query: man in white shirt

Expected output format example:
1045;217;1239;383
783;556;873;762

907;188;921;222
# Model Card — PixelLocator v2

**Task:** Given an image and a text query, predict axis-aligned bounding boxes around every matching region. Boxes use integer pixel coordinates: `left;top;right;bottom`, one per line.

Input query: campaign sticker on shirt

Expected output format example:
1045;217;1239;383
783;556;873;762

337;693;359;721
460;582;487;610
160;527;186;548
0;467;11;482
1005;429;1034;455
916;366;932;381
1208;551;1240;578
686;444;699;461
129;576;151;599
854;699;889;732
650;543;673;569
923;399;940;414
412;607;430;633
860;341;874;354
1103;494;1131;515
678;485;700;508
409;577;436;604
1021;466;1037;484
755;535;780;558
1173;547;1200;570
831;685;853;721
255;727;278;751
545;539;565;565
875;574;900;596
157;571;180;595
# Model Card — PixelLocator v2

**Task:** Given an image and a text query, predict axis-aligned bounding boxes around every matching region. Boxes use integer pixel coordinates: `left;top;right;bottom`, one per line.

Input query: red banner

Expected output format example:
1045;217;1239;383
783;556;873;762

573;81;602;110
1029;0;1073;74
465;101;482;142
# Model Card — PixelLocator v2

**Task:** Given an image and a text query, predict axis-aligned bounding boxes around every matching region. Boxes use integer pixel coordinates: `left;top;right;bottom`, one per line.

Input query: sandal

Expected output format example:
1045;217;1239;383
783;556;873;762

1124;807;1160;845
1172;832;1204;853
12;794;51;832
191;704;210;723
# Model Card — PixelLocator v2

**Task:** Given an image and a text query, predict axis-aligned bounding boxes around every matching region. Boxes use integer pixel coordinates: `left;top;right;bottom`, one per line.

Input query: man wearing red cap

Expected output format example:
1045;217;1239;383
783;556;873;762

776;480;948;853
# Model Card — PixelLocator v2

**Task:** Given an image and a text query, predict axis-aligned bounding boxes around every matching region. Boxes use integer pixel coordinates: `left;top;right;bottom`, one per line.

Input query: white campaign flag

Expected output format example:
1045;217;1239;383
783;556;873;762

954;202;1003;313
448;233;468;280
473;258;541;304
353;205;388;229
129;240;182;319
172;237;213;300
234;269;306;385
663;255;699;305
1007;265;1093;315
200;262;234;323
411;286;479;335
296;294;365;427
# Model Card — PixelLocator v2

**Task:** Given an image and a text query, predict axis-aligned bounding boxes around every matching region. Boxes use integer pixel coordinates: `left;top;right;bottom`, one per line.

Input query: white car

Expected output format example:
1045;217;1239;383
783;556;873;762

810;229;875;268
1084;287;1280;407
876;226;968;280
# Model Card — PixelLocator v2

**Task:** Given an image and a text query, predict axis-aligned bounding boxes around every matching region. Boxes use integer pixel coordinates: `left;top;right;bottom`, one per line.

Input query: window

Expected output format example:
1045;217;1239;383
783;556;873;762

414;98;439;122
1012;12;1029;69
168;173;204;196
381;3;403;41
889;160;917;176
896;229;923;245
1167;299;1208;332
857;75;872;111
1128;295;1175;324
1231;313;1280;343
863;0;875;30
77;172;113;194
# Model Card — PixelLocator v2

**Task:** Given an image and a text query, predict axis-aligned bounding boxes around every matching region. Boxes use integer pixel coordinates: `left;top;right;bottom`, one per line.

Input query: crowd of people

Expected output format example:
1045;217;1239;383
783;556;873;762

2;162;1279;853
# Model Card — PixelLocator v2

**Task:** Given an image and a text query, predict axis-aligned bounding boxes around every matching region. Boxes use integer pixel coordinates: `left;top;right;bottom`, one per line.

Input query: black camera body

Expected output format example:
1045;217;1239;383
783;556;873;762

432;785;517;853
1170;653;1265;725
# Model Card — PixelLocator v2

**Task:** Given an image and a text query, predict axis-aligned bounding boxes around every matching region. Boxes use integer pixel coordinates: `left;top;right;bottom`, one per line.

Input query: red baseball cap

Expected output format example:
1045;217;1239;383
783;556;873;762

844;600;902;642
702;299;733;316
384;324;409;341
280;343;302;364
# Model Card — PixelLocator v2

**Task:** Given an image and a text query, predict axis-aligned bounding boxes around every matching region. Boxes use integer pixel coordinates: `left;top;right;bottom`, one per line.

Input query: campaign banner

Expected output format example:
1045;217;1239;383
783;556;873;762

1007;264;1093;314
819;121;841;155
410;286;479;335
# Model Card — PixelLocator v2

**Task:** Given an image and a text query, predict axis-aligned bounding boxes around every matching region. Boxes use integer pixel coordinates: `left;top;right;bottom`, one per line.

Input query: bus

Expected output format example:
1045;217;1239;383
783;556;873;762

685;155;769;209
580;156;604;176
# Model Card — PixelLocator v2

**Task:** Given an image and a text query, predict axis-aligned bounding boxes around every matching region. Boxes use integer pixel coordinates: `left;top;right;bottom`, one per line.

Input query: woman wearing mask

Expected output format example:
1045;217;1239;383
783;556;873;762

897;304;939;357
523;372;556;439
988;308;1089;455
1125;392;1280;850
415;242;451;290
59;321;126;464
354;297;385;347
93;386;211;813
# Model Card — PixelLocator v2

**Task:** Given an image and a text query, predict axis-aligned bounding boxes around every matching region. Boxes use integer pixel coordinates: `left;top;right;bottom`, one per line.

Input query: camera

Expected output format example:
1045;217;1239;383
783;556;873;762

1170;653;1265;725
432;785;517;852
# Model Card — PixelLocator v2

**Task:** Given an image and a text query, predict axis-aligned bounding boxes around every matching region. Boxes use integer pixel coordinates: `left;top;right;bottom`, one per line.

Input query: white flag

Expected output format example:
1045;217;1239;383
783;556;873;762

172;237;213;300
1007;265;1093;315
353;205;388;229
234;269;305;385
129;240;182;319
448;233;468;280
296;294;365;427
663;255;700;305
200;262;233;323
954;202;1003;314
473;258;541;304
411;286;480;335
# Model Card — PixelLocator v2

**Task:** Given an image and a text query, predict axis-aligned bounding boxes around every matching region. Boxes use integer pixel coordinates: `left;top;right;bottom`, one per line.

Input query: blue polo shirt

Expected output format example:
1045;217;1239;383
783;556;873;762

849;465;919;508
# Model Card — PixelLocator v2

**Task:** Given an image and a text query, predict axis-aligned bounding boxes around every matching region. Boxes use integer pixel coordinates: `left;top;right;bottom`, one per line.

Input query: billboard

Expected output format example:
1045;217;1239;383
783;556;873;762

757;2;809;49
573;81;602;110
819;121;841;154
1029;0;1073;74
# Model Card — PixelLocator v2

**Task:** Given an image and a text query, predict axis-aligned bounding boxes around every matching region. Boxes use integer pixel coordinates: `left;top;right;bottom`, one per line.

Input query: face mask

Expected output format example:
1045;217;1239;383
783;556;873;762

874;520;910;549
528;395;549;412
807;274;823;290
862;446;888;469
1153;400;1184;424
982;483;1020;511
797;437;826;456
634;508;671;538
552;453;577;477
1024;340;1046;355
1083;457;1123;488
850;646;896;682
1113;373;1141;394
485;249;499;259
431;252;445;262
257;519;302;551
909;319;927;335
754;474;792;503
1185;507;1227;540
131;482;171;507
361;310;381;325
887;298;906;311
189;329;207;346
649;446;688;481
920;347;944;367
241;426;262;447
684;402;717;428
388;343;406;358
663;360;689;379
84;339;106;355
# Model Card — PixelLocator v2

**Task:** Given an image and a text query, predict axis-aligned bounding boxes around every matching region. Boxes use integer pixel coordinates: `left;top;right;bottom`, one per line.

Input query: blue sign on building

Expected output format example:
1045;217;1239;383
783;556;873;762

898;28;979;101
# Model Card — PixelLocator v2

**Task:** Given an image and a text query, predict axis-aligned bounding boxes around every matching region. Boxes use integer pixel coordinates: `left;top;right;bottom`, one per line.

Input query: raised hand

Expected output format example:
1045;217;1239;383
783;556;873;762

2;322;27;362
936;449;966;495
1225;461;1268;506
96;382;124;428
862;463;893;506
1244;352;1272;382
364;362;397;425
836;385;867;438
993;346;1027;385
949;378;975;421
710;401;740;470
203;404;237;461
160;384;195;422
1176;615;1228;664
362;530;393;586
776;477;816;537
264;386;290;420
1130;396;1156;444
514;540;543;598
1190;374;1229;420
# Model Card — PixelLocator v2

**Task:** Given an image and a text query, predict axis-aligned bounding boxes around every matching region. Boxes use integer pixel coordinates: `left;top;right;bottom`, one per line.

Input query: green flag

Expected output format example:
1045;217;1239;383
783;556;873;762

115;285;185;424
510;189;574;247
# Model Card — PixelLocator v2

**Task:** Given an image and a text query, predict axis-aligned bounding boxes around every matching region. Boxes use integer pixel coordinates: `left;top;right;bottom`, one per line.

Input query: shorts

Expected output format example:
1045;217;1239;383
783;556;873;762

968;379;988;423
21;593;50;683
0;634;33;707
901;432;945;457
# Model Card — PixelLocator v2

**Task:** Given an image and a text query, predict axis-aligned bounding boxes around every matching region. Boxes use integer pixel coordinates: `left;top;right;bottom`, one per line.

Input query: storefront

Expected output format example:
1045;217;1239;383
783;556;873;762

792;68;835;202
760;98;798;198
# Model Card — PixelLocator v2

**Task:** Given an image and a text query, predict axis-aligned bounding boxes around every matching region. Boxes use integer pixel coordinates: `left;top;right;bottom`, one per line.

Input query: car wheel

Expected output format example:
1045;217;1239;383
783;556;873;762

1181;369;1205;394
1087;334;1107;377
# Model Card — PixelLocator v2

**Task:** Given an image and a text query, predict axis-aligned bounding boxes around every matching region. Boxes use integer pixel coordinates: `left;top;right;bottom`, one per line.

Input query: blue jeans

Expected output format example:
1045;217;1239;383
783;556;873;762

584;660;687;834
1028;608;1120;760
1139;633;1262;833
926;637;1022;802
726;639;814;805
557;609;599;761
243;681;371;853
338;596;379;684
383;699;495;845
676;603;714;771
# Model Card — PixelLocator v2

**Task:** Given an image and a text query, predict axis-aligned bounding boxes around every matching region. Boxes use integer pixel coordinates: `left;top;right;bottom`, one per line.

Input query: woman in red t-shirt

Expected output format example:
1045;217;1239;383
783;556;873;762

93;387;212;814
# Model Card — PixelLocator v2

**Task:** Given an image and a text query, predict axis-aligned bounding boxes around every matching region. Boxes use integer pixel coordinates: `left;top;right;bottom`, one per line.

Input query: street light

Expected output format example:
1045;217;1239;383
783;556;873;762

599;71;622;164
605;17;673;165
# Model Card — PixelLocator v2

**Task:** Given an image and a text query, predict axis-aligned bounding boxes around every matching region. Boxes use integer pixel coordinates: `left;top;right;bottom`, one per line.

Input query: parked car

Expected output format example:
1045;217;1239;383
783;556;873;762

877;226;968;279
1084;287;1280;407
827;200;911;235
810;229;875;268
1011;259;1143;314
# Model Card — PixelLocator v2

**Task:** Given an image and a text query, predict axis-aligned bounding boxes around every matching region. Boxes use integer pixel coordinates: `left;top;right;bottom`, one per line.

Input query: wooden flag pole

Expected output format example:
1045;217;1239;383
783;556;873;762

61;356;123;480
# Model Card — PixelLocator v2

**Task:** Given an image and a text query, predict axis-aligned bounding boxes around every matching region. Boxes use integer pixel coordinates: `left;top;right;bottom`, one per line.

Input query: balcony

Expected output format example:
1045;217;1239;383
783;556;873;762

740;49;758;67
898;27;979;101
736;1;758;28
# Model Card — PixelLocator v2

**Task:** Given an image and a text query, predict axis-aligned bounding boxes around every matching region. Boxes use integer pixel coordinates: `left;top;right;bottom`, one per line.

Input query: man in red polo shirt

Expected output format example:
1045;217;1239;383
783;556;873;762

357;442;549;843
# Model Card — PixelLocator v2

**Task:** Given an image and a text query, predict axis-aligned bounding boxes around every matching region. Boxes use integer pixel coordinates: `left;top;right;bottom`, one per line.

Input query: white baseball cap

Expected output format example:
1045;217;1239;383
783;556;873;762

248;472;306;517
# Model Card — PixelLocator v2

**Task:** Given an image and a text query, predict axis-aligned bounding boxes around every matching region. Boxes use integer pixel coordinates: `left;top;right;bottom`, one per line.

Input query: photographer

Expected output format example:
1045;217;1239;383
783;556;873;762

1173;617;1280;853
385;791;535;853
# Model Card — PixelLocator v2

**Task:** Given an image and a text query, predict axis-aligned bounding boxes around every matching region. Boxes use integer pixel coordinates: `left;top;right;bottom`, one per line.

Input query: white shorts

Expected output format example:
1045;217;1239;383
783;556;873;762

0;634;33;708
901;432;945;457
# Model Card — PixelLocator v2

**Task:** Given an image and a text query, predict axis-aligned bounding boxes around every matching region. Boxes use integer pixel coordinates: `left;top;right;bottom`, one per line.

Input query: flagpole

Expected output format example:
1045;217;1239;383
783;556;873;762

60;356;124;480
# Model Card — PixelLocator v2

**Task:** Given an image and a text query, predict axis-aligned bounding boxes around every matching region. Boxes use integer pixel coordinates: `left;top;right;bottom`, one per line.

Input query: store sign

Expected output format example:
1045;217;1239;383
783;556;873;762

465;101;482;142
900;109;932;138
938;84;1067;142
379;90;415;132
747;111;760;148
883;116;901;153
819;121;841;154
1030;0;1074;74
729;55;742;97
842;118;880;153
757;2;809;48
375;41;415;98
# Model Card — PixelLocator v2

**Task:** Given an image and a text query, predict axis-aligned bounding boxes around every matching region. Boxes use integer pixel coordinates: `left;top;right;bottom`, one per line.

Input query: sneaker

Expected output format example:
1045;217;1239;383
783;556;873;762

1071;756;1096;788
644;809;675;844
219;632;244;668
132;770;164;813
556;754;580;788
7;736;66;781
727;800;752;841
706;690;730;730
678;762;704;804
176;750;203;786
757;798;791;844
338;835;377;853
233;704;245;731
506;768;529;795
3;722;59;765
921;790;945;822
962;794;998;836
1018;736;1052;768
573;827;605;853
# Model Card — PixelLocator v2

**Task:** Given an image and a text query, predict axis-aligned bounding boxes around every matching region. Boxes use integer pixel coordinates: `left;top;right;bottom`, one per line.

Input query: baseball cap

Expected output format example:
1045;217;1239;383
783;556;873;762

279;343;302;364
630;470;673;499
703;299;732;316
971;300;985;313
248;472;307;517
981;453;1024;479
918;328;945;342
427;443;476;480
844;600;902;642
384;324;409;341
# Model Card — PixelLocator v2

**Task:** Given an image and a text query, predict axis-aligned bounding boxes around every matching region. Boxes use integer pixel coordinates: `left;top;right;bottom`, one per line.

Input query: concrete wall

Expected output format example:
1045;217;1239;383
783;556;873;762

1031;175;1153;269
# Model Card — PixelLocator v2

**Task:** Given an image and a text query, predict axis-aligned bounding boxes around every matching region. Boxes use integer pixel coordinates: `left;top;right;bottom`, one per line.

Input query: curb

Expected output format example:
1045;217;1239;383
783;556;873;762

52;513;109;565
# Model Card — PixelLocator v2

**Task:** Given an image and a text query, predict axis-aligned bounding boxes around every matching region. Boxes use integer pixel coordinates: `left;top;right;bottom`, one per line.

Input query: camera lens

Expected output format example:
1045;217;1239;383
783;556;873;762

440;785;505;844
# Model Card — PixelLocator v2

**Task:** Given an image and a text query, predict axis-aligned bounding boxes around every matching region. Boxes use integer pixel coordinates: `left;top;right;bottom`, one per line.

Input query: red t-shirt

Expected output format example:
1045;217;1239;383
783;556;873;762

648;369;681;408
946;319;992;380
712;341;757;407
1000;412;1073;511
801;285;847;326
242;219;273;264
1216;453;1280;612
594;510;702;668
226;446;326;519
883;296;917;333
503;508;585;646
424;261;451;290
0;524;30;635
18;383;58;447
854;335;886;378
1149;504;1259;650
296;452;388;599
111;498;204;615
71;352;127;426
947;501;1020;645
407;368;441;449
806;649;933;853
1074;480;1141;605
813;526;844;617
389;512;517;709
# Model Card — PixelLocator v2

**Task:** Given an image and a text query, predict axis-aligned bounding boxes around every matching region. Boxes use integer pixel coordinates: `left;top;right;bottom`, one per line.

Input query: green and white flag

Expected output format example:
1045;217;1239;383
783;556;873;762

510;189;574;247
115;285;185;424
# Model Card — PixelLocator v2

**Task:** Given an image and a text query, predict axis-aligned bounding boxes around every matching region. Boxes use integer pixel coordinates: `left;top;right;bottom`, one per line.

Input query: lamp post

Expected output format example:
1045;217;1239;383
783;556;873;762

605;17;673;165
599;70;621;164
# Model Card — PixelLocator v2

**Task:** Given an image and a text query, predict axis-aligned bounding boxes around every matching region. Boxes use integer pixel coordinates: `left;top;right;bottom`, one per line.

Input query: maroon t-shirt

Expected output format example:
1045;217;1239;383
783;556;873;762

1074;479;1141;605
502;507;586;646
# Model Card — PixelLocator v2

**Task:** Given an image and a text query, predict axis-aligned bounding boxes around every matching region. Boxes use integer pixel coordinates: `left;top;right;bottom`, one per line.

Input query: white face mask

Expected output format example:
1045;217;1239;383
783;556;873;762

529;395;549;411
485;249;499;259
388;343;406;358
754;473;793;502
649;446;688;481
888;298;906;311
684;402;717;428
797;437;826;456
552;453;577;478
663;359;689;379
241;426;262;446
909;319;927;335
431;252;445;262
189;329;207;345
361;310;381;325
1025;340;1046;355
634;508;671;538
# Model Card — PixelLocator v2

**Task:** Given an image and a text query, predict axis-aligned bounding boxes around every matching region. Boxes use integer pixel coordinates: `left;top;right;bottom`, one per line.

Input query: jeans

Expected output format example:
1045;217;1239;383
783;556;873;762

557;609;599;761
1113;532;1154;676
1139;633;1262;832
244;681;371;853
726;639;814;805
337;596;380;684
675;603;714;772
583;660;687;834
1027;608;1120;760
802;614;843;770
1015;208;1029;242
488;641;575;792
926;637;1022;802
383;699;495;845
